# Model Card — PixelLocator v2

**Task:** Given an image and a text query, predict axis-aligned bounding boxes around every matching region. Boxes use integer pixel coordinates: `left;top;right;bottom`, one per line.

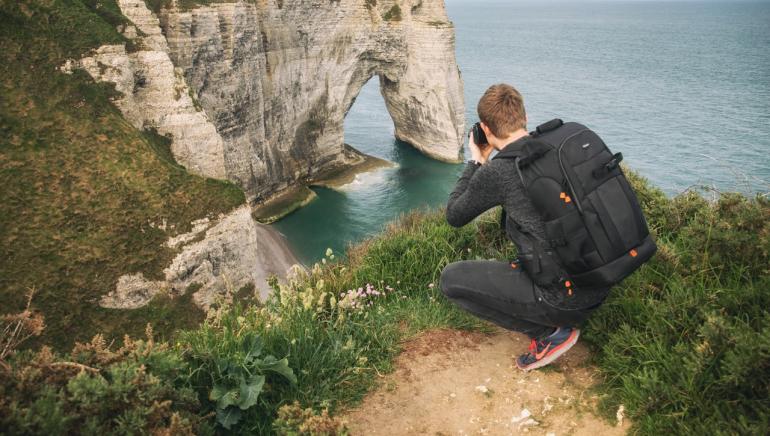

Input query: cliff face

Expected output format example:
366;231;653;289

72;0;228;180
82;0;465;201
63;0;464;311
99;205;300;310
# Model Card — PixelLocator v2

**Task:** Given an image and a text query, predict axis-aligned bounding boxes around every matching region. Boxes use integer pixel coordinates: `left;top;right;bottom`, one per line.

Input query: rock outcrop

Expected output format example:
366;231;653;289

76;0;465;201
100;205;302;310
80;0;465;309
72;0;228;180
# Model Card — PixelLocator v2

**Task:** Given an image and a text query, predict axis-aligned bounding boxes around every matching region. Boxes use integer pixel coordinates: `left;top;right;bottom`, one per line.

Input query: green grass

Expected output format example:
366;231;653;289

1;207;509;434
0;0;245;350
2;173;768;433
1;2;768;434
582;172;770;434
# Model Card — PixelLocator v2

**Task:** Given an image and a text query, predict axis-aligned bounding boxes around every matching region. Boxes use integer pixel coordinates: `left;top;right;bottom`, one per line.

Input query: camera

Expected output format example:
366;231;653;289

471;122;488;146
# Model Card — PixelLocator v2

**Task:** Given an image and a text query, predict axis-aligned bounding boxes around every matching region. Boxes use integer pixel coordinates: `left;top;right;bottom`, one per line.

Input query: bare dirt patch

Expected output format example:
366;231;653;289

340;327;629;435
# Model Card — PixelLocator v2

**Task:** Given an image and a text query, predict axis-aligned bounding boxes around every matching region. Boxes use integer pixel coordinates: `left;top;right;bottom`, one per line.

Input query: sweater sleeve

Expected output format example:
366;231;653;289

445;162;503;228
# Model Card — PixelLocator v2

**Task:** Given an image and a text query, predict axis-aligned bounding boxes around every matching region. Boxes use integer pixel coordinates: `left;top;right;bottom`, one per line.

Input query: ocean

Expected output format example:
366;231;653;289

273;0;770;265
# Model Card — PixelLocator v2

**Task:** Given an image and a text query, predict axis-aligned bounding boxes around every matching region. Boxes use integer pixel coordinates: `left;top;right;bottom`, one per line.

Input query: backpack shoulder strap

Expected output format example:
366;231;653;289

494;138;553;167
494;118;563;162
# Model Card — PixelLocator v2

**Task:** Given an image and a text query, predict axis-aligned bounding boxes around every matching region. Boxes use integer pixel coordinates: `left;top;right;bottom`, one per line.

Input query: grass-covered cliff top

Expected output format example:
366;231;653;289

1;1;768;434
0;0;245;349
1;169;768;434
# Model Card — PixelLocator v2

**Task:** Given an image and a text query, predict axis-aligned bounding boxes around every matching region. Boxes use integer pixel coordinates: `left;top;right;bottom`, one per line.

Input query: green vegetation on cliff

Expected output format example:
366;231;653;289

0;0;244;350
2;168;768;434
1;2;767;435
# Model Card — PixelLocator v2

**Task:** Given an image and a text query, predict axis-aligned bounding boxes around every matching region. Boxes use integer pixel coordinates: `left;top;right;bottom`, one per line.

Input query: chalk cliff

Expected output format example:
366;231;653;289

71;0;464;307
70;0;229;180
78;0;465;201
100;205;301;310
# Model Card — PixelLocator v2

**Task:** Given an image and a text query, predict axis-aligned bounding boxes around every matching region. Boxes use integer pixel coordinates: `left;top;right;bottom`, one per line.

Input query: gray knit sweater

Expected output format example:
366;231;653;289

445;139;609;309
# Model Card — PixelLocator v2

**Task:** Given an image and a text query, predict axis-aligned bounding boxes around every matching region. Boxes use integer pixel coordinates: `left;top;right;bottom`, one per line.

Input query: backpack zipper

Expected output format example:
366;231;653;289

557;129;588;215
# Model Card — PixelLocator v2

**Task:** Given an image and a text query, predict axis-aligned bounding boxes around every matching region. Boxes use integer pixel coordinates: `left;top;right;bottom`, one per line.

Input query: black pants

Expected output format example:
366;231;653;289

439;260;604;339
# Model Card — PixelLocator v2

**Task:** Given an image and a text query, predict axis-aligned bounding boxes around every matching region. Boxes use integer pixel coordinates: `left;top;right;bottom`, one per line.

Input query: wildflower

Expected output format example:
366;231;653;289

428;283;434;289
325;247;333;257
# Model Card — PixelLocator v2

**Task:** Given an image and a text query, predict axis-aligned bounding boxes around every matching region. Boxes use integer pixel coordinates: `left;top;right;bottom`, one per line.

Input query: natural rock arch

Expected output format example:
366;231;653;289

157;0;466;201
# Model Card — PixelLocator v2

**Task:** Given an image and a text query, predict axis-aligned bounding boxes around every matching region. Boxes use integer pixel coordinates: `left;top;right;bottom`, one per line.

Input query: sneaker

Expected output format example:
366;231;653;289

516;327;580;371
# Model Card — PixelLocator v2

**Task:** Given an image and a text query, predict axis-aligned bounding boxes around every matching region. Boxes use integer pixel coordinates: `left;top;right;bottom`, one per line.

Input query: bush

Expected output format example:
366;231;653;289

0;326;211;435
181;308;297;430
583;171;770;434
272;401;349;435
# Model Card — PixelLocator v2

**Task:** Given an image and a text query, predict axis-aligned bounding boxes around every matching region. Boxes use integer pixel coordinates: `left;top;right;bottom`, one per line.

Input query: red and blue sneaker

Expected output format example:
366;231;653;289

516;327;580;371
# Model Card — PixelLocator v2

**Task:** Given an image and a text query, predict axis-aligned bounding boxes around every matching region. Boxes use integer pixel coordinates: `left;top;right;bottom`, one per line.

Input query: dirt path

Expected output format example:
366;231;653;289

340;327;628;436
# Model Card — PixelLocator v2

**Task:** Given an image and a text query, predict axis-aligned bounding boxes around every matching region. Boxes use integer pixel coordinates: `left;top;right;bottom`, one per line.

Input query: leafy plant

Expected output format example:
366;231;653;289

182;311;297;429
0;326;208;435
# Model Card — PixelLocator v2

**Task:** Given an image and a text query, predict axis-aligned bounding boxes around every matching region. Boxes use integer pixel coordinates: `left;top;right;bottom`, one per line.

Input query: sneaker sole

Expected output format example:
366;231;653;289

517;329;580;371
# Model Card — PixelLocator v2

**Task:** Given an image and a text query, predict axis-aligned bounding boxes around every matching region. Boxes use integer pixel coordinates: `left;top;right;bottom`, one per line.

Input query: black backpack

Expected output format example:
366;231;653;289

494;119;656;297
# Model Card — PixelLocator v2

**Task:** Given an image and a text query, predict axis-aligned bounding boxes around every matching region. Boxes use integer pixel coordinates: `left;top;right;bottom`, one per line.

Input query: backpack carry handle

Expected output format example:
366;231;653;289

535;119;564;135
592;152;623;178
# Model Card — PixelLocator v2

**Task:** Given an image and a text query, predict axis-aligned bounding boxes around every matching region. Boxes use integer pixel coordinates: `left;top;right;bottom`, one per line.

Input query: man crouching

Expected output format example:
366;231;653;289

439;84;609;371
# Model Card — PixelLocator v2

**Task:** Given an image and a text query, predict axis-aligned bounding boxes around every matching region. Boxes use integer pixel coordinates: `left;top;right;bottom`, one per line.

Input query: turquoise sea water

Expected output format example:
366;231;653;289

273;1;770;265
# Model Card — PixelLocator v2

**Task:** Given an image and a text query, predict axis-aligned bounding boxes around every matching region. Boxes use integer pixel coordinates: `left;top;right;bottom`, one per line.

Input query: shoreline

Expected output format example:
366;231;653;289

251;145;394;224
253;222;304;300
308;144;395;189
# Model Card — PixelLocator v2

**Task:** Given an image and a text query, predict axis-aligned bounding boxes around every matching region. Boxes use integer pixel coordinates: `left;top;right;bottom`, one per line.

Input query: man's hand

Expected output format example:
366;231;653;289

469;131;494;164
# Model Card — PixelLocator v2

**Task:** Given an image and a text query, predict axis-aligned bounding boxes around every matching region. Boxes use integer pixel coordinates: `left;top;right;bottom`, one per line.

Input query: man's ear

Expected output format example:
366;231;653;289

480;122;493;137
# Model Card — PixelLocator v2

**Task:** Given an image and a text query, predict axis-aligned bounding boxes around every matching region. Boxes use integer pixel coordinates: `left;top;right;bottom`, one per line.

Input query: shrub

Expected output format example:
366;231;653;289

0;326;210;435
272;401;349;435
181;308;297;430
583;171;770;434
